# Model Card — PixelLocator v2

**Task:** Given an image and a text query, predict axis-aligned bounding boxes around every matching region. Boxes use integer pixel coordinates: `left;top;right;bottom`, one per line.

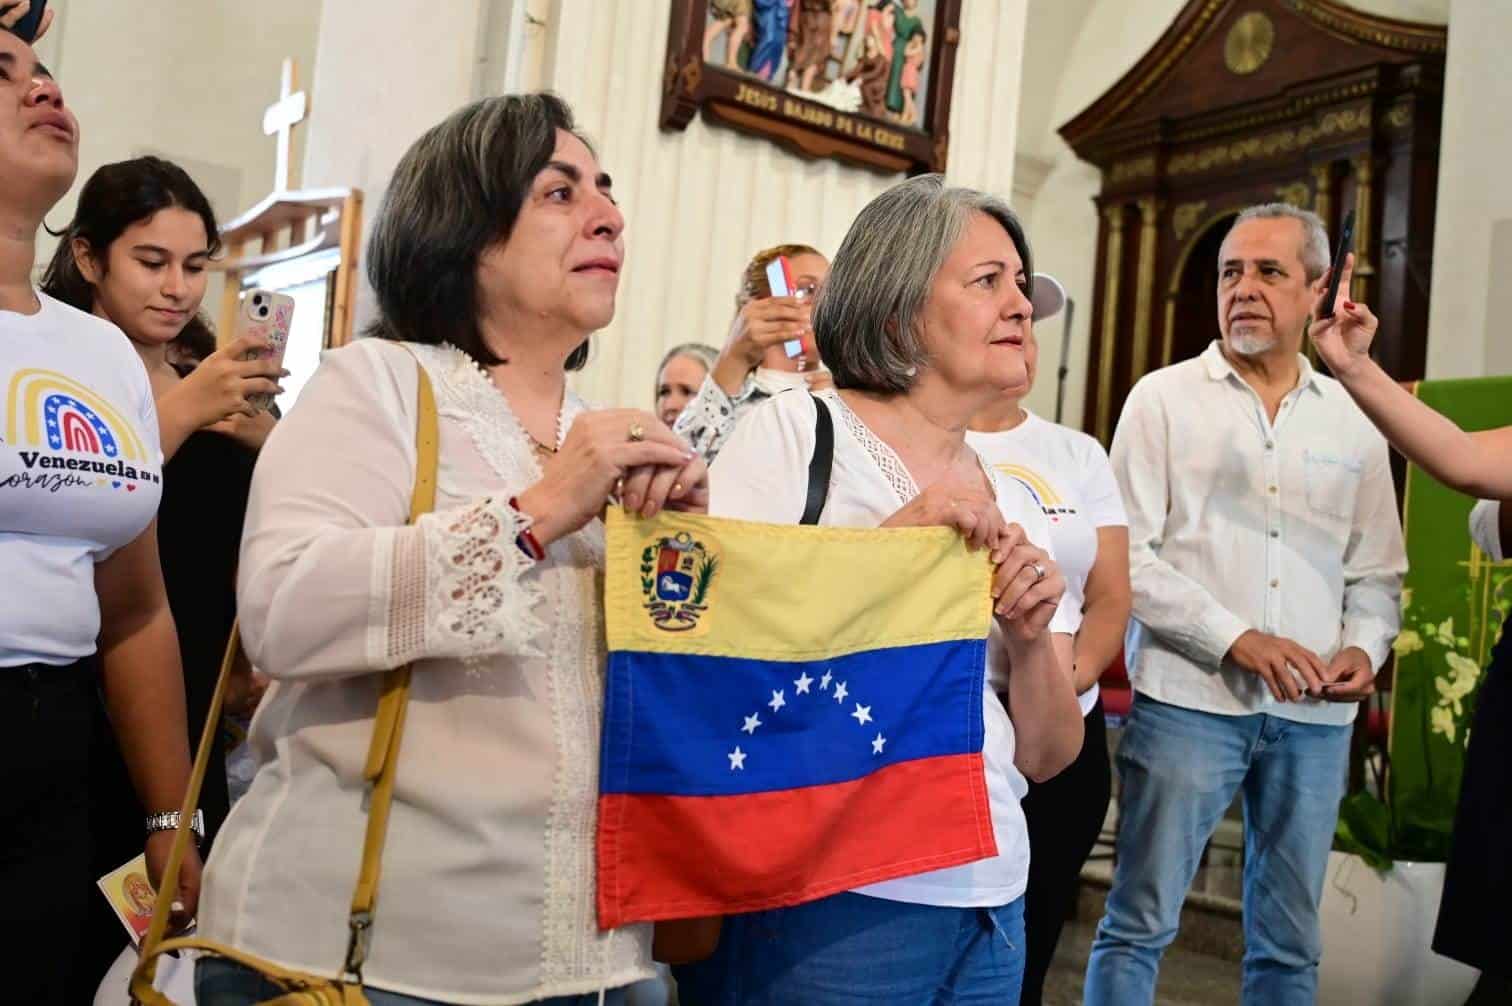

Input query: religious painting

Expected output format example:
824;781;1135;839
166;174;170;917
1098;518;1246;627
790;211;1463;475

663;0;962;175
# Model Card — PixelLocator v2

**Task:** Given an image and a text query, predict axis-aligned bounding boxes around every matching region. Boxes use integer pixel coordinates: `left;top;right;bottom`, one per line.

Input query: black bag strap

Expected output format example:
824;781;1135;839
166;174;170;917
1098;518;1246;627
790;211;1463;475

800;394;834;526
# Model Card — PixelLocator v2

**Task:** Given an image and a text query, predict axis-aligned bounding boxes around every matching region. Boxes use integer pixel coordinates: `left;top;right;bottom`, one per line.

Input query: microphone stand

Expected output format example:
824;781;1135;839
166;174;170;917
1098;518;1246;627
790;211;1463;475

1054;296;1075;425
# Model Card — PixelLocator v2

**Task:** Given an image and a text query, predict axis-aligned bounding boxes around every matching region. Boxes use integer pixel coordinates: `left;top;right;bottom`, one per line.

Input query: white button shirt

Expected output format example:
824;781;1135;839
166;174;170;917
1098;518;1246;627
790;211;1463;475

1111;341;1406;726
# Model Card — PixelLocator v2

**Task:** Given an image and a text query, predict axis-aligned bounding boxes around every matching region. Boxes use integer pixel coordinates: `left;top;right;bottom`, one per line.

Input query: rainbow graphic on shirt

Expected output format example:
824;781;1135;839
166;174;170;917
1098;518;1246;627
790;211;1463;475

3;369;157;491
994;463;1076;522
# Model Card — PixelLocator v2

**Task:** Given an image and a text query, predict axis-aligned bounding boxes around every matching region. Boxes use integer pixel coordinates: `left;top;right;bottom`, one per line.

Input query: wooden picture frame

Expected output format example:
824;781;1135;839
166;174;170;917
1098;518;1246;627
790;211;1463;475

661;0;963;175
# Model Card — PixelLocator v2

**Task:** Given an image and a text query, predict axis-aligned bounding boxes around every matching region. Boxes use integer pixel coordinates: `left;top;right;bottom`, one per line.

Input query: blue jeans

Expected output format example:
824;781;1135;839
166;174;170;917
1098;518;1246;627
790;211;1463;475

195;956;628;1005
673;891;1025;1005
1084;694;1351;1006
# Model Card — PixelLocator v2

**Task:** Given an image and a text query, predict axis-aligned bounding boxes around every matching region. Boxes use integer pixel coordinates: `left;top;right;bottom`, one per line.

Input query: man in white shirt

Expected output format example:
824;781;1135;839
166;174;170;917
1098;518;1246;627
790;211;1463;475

1084;203;1406;1006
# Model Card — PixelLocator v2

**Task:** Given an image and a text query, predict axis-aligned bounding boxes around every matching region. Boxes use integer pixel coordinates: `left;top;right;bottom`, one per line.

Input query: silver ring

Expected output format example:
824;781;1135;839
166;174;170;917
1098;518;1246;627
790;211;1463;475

1031;562;1046;582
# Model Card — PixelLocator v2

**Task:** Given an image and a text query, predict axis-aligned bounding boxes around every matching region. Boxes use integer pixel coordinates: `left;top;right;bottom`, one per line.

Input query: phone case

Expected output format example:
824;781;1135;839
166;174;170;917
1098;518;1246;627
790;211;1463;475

235;289;295;411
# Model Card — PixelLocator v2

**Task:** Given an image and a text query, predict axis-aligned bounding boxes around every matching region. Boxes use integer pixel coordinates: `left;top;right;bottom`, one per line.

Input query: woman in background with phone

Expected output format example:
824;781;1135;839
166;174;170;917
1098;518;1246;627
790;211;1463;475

1309;254;1512;985
40;155;282;996
674;243;830;464
0;16;199;1003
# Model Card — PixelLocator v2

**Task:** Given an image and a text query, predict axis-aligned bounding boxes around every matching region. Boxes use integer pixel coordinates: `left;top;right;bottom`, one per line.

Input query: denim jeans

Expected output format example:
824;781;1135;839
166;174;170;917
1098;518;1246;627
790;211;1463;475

195;956;628;1006
673;891;1025;1005
1083;693;1351;1006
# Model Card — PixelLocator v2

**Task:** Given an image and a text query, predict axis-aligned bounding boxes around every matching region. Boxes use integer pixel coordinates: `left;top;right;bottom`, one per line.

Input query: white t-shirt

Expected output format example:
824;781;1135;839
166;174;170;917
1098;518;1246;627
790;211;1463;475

709;388;1077;909
968;409;1128;716
0;292;162;667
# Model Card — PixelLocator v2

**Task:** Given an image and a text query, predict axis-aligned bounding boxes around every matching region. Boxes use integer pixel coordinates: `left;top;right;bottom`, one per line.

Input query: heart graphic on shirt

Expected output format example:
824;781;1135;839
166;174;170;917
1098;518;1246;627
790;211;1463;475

125;484;137;492
96;478;107;487
111;481;121;489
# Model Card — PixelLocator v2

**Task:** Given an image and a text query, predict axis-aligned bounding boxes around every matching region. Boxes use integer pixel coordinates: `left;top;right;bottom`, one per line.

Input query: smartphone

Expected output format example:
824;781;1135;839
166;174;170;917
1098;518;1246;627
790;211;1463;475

763;256;807;360
234;288;295;412
1317;210;1356;320
3;0;48;42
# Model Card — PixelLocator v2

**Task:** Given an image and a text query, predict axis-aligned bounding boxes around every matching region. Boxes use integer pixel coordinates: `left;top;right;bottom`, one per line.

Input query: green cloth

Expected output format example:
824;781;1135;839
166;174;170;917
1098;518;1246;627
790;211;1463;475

885;5;922;115
1336;375;1512;868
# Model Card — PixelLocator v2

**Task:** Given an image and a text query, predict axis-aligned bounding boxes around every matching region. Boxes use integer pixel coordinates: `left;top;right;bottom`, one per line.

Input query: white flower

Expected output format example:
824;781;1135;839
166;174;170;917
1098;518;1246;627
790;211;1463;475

1433;617;1457;648
1392;629;1424;657
1430;705;1457;744
1444;652;1481;690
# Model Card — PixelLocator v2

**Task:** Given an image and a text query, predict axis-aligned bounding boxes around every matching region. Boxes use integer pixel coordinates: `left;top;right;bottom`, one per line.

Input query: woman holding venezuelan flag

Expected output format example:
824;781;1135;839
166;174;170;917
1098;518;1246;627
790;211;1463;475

684;173;1084;1004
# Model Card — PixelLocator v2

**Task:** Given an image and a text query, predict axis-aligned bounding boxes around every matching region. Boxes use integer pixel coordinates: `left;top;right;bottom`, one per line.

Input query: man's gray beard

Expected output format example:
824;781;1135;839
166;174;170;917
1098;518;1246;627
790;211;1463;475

1228;331;1277;356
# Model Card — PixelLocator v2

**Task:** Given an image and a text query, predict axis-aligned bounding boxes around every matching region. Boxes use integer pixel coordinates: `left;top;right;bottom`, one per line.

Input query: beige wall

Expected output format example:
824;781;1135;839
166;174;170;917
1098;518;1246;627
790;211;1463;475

1015;0;1453;428
35;0;323;267
1424;0;1512;379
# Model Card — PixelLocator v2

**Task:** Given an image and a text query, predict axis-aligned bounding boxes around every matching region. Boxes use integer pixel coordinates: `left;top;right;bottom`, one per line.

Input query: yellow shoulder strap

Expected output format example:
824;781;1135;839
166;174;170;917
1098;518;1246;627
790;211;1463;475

134;351;440;998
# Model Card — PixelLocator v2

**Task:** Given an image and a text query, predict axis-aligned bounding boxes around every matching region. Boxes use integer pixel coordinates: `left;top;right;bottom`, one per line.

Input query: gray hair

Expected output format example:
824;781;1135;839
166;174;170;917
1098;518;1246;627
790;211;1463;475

1227;202;1331;283
813;174;1031;394
654;342;718;389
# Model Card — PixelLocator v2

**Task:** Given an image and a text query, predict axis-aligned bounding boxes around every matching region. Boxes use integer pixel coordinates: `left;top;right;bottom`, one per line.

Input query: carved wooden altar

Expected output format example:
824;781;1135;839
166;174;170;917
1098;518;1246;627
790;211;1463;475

1059;0;1445;442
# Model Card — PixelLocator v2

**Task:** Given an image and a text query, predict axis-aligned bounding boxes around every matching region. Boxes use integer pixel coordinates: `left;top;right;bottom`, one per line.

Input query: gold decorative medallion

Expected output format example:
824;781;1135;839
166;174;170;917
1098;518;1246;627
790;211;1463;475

1225;12;1276;75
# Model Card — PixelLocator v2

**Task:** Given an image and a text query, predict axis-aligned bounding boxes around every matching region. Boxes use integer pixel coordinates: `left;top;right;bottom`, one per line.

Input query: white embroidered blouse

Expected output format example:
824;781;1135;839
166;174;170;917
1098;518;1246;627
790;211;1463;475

199;340;653;1004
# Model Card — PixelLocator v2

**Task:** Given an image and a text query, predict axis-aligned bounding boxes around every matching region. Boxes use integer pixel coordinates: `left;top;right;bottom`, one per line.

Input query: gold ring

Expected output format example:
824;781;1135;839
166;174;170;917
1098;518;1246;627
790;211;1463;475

628;423;646;442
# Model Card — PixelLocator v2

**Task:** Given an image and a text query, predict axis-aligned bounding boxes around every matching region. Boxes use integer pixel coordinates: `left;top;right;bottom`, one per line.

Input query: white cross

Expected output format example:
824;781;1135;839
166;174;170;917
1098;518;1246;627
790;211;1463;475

742;712;762;735
262;58;309;192
728;746;746;771
833;681;848;704
851;704;872;726
768;689;786;712
871;733;887;755
794;672;814;695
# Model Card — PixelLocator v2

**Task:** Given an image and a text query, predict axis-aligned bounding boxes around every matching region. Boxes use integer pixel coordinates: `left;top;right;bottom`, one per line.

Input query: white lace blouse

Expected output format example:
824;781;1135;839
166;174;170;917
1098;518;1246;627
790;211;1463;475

199;340;653;1004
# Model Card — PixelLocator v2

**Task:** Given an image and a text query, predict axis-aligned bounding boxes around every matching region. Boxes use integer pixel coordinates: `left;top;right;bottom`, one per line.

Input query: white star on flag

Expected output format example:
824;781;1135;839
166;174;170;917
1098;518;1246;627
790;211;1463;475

833;681;849;704
742;713;762;735
794;672;813;694
769;689;786;712
728;746;746;770
820;670;833;690
872;733;887;755
851;703;872;725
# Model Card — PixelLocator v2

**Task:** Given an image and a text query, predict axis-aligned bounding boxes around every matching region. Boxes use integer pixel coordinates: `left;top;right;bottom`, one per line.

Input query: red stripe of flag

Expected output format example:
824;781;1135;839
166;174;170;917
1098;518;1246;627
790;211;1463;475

596;753;996;928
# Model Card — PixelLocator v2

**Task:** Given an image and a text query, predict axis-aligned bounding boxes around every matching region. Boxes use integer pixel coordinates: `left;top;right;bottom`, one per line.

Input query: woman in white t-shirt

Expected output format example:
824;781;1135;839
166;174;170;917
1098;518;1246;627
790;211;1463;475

0;18;198;1006
676;175;1084;1005
966;276;1131;1006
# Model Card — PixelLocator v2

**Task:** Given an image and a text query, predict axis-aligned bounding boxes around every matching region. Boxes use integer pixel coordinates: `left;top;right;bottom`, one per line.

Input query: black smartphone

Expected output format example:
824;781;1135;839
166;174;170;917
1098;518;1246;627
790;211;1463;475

1317;210;1356;319
2;0;46;43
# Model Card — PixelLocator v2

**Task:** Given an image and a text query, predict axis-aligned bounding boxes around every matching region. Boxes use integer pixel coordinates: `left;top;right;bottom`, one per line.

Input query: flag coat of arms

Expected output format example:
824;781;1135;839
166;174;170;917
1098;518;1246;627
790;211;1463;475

597;509;997;928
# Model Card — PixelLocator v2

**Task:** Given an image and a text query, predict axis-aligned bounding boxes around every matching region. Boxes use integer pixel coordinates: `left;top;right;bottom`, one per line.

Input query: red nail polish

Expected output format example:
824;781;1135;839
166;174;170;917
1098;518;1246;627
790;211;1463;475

1344;301;1356;310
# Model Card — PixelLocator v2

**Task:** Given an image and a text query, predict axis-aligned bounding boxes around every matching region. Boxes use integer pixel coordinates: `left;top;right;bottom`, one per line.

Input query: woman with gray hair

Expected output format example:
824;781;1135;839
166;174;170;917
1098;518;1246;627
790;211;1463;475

192;93;706;1005
677;174;1085;1004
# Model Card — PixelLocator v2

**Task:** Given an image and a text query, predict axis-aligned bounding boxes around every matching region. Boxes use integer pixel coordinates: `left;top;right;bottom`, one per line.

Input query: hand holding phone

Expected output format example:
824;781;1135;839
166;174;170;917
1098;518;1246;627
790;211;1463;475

1316;210;1356;320
234;289;295;412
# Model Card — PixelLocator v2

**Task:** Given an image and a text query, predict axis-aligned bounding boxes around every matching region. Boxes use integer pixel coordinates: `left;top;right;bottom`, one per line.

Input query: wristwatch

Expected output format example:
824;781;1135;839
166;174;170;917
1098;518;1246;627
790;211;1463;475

145;809;205;844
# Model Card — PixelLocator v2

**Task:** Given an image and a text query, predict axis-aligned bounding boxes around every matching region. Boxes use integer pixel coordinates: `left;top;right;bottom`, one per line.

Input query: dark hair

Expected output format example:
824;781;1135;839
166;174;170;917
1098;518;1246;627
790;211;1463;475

40;156;221;312
364;92;595;371
168;314;218;370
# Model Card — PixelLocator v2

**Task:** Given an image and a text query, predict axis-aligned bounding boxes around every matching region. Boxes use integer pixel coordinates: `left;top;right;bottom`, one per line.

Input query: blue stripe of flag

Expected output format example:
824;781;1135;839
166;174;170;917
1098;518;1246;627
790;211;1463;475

600;639;987;797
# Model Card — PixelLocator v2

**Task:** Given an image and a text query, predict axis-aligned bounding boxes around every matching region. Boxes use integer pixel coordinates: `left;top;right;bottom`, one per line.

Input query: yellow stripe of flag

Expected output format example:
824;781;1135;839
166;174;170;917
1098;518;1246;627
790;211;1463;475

605;509;992;661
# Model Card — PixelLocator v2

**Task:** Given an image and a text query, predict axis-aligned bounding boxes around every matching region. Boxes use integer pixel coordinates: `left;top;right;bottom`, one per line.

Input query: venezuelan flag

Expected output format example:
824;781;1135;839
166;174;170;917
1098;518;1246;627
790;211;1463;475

597;509;997;928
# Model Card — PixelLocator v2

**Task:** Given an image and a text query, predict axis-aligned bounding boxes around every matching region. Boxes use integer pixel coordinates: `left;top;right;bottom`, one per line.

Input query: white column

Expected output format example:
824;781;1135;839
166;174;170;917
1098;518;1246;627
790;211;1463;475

300;0;489;328
1425;0;1512;378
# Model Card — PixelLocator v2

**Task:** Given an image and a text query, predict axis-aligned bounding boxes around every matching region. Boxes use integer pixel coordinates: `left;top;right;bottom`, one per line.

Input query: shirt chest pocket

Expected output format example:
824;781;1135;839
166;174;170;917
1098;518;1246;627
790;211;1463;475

1301;449;1363;522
